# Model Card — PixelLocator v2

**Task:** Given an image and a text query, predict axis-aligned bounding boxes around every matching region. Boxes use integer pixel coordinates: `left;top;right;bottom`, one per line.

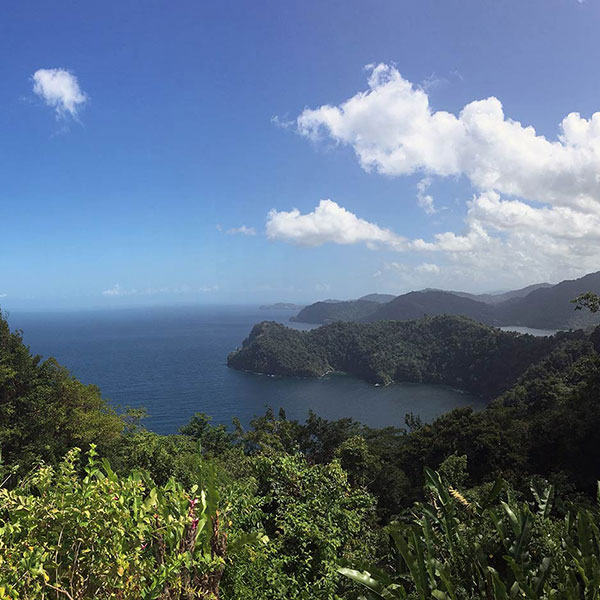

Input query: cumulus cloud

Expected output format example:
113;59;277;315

266;194;600;290
286;64;600;289
407;191;600;287
266;199;406;249
227;225;256;236
32;68;87;119
297;64;600;214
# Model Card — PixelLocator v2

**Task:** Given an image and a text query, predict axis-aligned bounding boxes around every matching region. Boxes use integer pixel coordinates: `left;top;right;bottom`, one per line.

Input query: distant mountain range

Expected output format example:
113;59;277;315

434;283;553;305
357;293;397;303
290;271;600;330
259;303;305;311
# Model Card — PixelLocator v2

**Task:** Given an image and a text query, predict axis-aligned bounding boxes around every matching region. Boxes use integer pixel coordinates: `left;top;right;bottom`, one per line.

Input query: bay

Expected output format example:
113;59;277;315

6;305;484;434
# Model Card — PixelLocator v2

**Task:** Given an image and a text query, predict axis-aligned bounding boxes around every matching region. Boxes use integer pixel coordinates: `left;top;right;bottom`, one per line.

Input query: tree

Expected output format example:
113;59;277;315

180;413;233;456
221;452;377;599
571;291;600;313
0;311;124;470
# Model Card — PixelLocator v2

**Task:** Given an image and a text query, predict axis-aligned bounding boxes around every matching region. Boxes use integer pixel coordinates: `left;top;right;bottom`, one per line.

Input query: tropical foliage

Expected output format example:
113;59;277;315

1;302;600;598
341;466;600;599
0;445;266;599
228;315;592;396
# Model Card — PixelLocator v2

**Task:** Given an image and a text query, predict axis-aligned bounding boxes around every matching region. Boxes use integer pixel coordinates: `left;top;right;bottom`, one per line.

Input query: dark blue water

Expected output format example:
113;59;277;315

6;306;483;434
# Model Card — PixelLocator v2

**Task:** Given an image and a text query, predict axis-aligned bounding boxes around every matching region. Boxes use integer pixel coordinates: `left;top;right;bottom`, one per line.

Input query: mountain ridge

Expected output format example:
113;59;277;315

290;271;600;329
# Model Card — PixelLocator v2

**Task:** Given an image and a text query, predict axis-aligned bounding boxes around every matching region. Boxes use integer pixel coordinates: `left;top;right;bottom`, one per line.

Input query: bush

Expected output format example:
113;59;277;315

340;467;600;599
0;446;264;599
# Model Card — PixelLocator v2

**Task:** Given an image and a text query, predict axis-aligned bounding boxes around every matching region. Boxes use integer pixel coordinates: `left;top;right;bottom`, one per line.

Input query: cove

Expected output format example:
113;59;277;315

8;305;485;434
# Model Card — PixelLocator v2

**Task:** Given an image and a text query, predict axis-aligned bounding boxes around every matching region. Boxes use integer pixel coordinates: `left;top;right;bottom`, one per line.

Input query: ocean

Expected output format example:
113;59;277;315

6;305;485;434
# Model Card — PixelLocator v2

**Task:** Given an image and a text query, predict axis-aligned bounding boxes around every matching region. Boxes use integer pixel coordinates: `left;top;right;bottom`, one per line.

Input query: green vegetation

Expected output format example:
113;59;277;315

2;302;600;598
573;291;600;314
228;315;592;397
340;466;600;599
0;311;124;469
291;298;381;324
0;446;253;599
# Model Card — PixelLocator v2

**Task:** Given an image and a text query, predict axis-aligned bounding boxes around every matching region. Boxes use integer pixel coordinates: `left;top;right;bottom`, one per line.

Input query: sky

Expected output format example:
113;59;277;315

2;0;600;309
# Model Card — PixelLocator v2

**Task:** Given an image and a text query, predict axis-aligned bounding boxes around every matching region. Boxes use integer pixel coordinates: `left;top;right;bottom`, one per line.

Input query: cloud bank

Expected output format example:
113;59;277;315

266;192;600;289
298;64;600;214
32;68;87;119
283;64;600;288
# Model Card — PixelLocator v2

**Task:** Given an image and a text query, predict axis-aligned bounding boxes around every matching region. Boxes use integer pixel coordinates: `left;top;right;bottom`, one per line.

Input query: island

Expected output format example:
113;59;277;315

228;315;595;399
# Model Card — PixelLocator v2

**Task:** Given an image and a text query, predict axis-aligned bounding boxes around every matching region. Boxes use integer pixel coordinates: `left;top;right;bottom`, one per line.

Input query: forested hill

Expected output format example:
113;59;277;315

228;315;595;398
496;270;600;328
290;270;600;327
357;293;396;303
452;281;552;304
367;290;496;324
289;298;381;323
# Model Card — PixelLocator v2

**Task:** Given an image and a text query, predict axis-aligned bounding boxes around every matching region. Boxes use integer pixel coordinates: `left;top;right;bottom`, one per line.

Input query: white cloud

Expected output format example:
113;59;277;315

227;225;256;236
288;65;600;289
406;191;600;287
297;64;600;214
416;177;436;215
266;199;406;249
32;68;87;119
0;293;7;298
467;191;600;242
102;284;135;297
416;262;441;274
271;114;295;129
266;194;600;290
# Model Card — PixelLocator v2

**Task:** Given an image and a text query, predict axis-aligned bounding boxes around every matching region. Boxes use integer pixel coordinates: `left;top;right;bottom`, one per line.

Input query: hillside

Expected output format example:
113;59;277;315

228;315;593;398
365;290;497;324
357;293;396;303
290;298;381;324
496;271;600;329
289;271;600;329
453;282;552;304
4;302;600;598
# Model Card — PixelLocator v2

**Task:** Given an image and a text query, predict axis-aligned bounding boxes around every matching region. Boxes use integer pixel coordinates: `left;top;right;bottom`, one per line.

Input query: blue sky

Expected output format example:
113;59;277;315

2;0;600;309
